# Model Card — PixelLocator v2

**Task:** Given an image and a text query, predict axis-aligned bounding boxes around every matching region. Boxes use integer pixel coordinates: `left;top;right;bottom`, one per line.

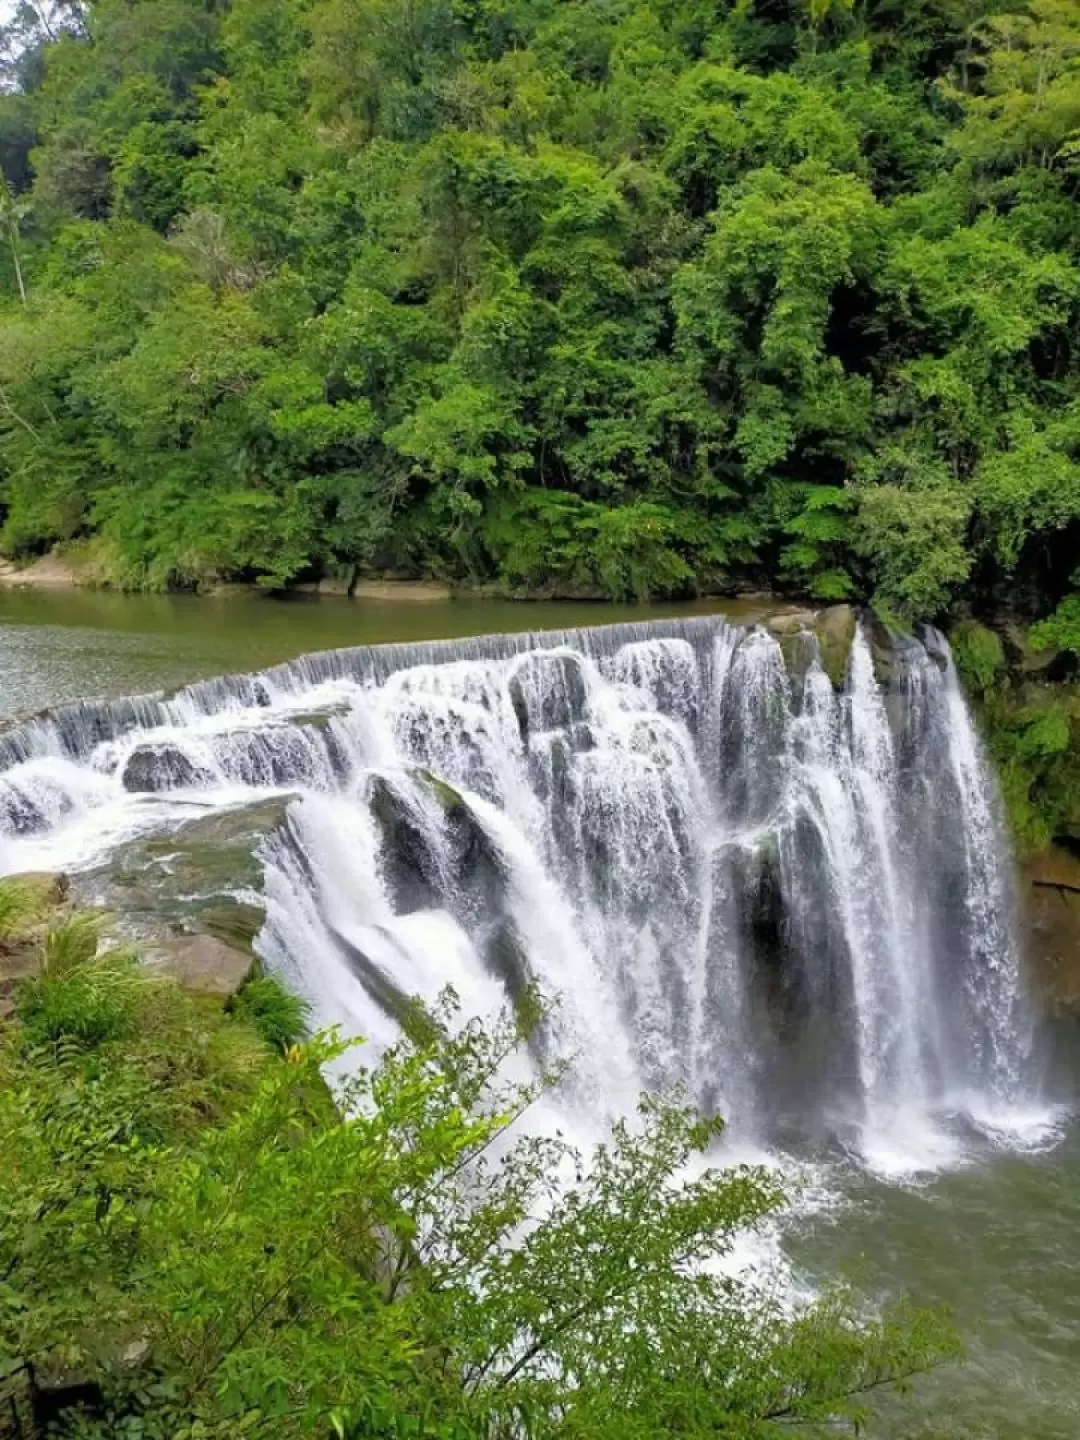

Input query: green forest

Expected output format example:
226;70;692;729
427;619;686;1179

0;0;1079;625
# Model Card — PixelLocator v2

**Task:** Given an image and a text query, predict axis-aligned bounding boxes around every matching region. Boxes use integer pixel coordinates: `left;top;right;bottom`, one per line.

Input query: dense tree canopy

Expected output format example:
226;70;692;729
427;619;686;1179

0;0;1078;620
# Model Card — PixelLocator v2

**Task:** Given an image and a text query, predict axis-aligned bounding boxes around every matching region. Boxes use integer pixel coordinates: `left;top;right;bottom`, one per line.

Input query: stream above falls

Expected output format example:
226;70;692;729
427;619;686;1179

0;591;1077;1437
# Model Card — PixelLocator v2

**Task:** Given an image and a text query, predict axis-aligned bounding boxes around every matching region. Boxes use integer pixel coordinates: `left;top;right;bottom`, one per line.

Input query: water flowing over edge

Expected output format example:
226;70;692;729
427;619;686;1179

0;613;1060;1173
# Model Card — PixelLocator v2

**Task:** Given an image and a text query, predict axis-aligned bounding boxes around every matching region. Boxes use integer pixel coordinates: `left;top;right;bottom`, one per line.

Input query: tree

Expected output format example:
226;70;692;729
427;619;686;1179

0;932;960;1439
0;0;1077;612
0;176;29;301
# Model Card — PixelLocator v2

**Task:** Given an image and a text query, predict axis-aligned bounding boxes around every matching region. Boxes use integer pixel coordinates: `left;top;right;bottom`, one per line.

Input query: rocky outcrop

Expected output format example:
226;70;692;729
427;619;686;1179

121;743;215;793
509;652;588;737
143;933;254;999
1022;844;1080;1017
352;578;452;601
367;774;444;914
767;604;857;688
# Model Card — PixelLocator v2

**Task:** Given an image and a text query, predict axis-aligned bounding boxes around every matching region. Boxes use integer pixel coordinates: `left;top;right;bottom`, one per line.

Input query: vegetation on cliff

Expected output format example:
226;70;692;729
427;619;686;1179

0;0;1077;618
0;879;956;1438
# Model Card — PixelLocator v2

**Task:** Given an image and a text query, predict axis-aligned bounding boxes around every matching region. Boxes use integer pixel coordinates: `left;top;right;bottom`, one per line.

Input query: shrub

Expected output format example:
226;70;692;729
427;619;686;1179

15;918;144;1048
230;973;311;1052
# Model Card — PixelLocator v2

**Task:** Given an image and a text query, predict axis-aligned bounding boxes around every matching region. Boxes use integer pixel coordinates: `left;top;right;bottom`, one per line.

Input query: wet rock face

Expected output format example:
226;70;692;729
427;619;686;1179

368;768;524;971
509;653;588;737
766;604;858;689
0;784;45;836
367;774;444;915
1022;843;1080;1017
121;743;214;793
70;797;291;966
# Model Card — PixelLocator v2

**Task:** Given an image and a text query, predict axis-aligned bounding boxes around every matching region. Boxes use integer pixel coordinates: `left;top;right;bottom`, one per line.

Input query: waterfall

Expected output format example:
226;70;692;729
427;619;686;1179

0;614;1041;1162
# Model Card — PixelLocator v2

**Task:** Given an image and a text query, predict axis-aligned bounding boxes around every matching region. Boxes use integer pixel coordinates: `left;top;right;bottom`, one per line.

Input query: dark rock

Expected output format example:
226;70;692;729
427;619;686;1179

867;616;898;686
445;799;506;928
1001;622;1077;681
0;782;44;836
331;924;414;1024
508;652;588;737
484;921;531;1006
368;775;444;914
121;743;214;793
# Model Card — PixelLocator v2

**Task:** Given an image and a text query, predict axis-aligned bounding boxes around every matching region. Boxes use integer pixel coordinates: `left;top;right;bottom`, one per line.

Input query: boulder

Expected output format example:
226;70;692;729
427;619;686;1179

144;933;253;999
0;784;45;836
121;743;214;793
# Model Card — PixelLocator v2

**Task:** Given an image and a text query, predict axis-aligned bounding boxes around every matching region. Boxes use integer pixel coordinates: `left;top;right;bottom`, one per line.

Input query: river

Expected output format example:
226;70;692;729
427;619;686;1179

0;587;758;720
0;588;1077;1438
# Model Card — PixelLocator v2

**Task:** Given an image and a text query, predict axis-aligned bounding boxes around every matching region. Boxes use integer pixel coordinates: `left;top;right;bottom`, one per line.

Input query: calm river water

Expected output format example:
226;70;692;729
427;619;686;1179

0;586;1077;1437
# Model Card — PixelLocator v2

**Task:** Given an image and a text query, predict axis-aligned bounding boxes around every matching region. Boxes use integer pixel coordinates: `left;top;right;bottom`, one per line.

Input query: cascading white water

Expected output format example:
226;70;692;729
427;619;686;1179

0;615;1043;1162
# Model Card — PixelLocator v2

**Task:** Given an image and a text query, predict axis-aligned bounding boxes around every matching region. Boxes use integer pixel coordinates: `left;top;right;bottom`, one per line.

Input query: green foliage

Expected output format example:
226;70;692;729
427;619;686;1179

855;483;973;622
951;621;1006;698
15;919;145;1048
0;938;959;1438
1030;593;1080;654
981;699;1080;854
0;876;54;947
229;973;310;1052
0;0;1078;615
949;624;1080;855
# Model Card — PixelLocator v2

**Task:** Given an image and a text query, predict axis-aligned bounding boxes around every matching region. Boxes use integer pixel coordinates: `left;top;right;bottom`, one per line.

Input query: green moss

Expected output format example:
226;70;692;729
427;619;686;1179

951;622;1005;700
416;769;467;815
0;874;67;949
955;639;1080;858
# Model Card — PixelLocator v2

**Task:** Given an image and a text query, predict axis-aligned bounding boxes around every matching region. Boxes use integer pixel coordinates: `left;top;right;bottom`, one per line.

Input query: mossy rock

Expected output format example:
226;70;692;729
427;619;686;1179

415;768;468;816
0;871;69;950
765;605;857;689
814;605;857;689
